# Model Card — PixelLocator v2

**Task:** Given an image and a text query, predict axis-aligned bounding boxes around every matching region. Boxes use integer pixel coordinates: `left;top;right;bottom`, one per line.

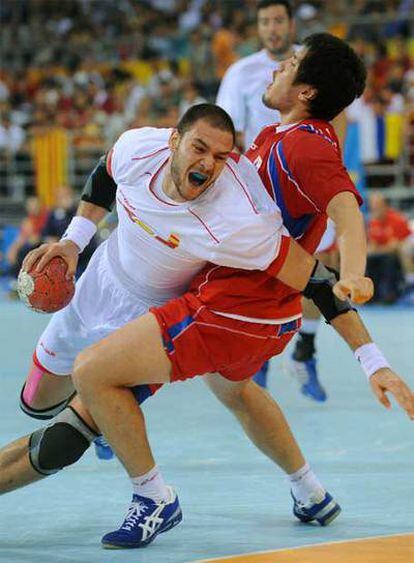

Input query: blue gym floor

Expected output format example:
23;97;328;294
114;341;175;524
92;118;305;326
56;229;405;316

0;298;413;563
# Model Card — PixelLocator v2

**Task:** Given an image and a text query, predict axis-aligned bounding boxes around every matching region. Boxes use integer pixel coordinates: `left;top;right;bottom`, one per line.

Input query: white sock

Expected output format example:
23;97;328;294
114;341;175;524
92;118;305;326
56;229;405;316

131;465;169;503
288;462;325;504
300;319;320;334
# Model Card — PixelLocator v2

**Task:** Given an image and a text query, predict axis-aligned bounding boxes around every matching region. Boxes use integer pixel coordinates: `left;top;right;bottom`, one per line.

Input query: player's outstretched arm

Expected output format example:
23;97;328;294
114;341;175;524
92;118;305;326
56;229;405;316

331;311;414;420
23;154;116;278
327;192;373;303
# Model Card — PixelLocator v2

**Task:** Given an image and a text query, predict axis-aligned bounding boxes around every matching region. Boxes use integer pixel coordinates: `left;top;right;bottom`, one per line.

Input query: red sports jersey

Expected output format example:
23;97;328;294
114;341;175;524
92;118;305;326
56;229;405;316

368;208;411;247
189;119;362;322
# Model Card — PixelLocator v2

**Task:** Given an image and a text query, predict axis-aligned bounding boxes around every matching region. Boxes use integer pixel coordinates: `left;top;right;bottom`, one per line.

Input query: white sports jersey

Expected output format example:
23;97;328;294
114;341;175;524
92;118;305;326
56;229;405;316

107;127;286;301
216;48;299;148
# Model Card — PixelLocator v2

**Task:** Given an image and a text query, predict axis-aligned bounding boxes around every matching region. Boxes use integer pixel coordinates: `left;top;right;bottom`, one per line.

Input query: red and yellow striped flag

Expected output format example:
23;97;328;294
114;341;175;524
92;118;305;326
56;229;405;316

32;128;69;207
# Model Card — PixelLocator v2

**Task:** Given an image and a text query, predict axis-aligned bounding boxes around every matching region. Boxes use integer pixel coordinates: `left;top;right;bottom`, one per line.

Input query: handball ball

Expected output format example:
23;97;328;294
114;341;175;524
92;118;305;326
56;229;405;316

17;256;75;313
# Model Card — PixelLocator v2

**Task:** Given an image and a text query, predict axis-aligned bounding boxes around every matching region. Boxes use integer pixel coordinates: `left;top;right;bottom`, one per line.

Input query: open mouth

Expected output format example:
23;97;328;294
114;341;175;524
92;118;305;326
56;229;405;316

188;171;209;187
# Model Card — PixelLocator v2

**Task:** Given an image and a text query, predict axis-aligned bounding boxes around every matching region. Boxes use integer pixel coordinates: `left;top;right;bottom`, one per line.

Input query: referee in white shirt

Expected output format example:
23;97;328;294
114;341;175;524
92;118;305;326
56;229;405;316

216;0;298;152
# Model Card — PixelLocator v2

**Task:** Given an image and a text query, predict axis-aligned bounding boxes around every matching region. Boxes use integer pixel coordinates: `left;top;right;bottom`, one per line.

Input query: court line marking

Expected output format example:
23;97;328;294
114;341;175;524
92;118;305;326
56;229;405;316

196;532;414;562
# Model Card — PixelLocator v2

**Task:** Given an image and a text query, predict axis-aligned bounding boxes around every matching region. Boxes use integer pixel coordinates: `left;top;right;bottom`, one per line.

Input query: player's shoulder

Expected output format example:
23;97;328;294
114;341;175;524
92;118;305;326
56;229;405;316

282;120;340;157
111;127;171;182
114;127;171;157
220;153;276;212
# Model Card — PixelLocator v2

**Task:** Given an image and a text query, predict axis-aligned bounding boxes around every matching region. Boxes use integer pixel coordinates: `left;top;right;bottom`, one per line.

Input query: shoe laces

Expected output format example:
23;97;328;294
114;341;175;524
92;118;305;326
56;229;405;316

121;501;148;531
95;436;110;447
297;490;326;509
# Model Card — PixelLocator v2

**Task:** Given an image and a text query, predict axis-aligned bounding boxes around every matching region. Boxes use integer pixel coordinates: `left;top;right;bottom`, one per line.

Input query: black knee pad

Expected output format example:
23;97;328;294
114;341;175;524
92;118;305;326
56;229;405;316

20;385;76;420
29;406;98;476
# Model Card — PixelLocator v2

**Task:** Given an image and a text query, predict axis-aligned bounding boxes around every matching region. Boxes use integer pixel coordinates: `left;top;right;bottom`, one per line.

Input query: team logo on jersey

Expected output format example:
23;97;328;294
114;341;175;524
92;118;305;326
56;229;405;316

118;195;180;249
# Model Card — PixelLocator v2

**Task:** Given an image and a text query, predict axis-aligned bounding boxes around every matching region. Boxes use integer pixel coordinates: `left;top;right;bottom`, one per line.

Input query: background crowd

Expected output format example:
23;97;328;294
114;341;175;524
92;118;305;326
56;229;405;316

0;0;413;304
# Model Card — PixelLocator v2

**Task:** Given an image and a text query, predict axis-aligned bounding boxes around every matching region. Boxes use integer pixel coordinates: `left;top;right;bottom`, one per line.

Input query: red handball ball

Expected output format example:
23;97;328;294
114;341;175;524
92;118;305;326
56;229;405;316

17;256;75;313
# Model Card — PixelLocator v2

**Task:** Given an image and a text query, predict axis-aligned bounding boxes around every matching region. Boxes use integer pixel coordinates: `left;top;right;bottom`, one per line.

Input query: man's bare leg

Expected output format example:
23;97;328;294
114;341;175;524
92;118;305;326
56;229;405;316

73;313;183;548
0;435;41;494
0;396;98;495
73;312;171;478
205;374;305;473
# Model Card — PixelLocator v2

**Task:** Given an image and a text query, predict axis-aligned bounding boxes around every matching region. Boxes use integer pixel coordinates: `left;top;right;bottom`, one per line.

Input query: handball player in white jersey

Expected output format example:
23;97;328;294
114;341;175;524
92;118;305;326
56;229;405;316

20;103;294;420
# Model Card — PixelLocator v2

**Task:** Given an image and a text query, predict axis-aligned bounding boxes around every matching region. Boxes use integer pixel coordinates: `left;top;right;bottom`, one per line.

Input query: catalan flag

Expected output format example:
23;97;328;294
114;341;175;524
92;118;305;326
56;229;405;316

32;128;69;208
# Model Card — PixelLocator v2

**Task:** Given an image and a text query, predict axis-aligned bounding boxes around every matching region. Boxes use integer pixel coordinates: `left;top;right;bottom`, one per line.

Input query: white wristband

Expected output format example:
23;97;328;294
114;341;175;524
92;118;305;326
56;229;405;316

61;216;97;253
354;343;391;380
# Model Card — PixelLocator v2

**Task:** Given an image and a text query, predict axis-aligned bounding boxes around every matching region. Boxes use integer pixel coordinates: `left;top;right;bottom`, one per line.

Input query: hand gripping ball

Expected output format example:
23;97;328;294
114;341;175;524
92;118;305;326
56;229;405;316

17;256;75;313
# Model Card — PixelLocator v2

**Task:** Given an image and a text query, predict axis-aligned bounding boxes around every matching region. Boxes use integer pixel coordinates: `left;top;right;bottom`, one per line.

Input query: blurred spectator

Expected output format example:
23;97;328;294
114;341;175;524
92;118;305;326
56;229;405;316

41;186;77;243
41;185;98;275
178;80;206;117
295;3;326;42
366;192;411;302
211;18;240;79
6;196;47;281
0;113;25;156
187;27;218;98
137;69;181;127
0;0;412;226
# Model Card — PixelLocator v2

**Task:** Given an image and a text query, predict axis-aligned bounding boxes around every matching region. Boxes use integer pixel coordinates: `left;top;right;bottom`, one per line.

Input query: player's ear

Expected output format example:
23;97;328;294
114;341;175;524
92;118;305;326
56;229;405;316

169;130;180;152
298;85;317;103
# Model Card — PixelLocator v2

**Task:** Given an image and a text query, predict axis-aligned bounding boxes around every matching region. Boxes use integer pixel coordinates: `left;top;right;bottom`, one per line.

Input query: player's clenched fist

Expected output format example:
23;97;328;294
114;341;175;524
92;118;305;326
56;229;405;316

333;275;374;304
22;239;80;280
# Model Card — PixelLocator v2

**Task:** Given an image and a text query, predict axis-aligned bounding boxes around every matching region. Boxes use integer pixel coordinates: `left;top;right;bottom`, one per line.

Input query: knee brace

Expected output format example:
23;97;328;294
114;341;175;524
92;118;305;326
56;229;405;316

29;406;99;476
20;385;76;420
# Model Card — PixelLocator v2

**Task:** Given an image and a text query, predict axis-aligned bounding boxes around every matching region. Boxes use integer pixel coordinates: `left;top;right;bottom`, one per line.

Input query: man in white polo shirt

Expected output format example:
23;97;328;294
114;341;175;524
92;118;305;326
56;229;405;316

216;0;298;151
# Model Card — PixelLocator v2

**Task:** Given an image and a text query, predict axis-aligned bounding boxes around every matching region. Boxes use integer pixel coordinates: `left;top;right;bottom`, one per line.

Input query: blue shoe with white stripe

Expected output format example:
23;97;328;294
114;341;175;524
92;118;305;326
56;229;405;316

94;436;115;460
285;354;327;402
292;490;341;526
102;487;182;549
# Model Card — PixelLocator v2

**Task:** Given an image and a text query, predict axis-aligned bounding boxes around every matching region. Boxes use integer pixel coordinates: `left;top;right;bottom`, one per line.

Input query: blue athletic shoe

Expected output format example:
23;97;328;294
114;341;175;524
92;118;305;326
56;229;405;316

94;436;115;460
284;354;327;402
102;487;182;549
292;490;341;526
252;361;269;388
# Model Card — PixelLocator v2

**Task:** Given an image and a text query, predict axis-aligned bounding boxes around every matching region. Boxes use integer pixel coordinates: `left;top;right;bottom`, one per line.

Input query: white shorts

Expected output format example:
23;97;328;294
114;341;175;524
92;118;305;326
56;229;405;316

35;242;168;375
315;219;336;254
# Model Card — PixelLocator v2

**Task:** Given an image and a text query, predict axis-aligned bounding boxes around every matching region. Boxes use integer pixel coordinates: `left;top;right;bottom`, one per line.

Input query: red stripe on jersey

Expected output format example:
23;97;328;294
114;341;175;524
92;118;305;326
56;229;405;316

148;158;178;206
106;148;114;177
188;208;220;243
265;235;291;278
228;152;241;163
132;146;169;161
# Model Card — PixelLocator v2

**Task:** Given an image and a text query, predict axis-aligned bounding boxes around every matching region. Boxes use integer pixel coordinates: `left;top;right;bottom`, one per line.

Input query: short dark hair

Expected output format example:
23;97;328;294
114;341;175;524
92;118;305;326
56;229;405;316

177;104;236;144
257;0;293;19
294;33;367;121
